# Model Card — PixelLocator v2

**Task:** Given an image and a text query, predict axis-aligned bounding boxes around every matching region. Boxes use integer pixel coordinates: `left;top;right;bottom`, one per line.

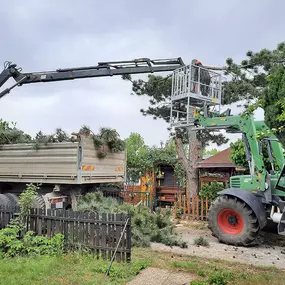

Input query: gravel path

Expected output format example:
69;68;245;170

126;267;194;285
151;221;285;269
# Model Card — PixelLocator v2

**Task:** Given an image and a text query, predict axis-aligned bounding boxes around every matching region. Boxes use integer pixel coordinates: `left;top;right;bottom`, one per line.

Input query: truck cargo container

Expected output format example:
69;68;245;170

0;134;126;210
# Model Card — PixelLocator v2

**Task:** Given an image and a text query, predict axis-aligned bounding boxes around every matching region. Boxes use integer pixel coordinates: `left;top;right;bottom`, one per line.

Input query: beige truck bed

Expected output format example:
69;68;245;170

0;135;126;184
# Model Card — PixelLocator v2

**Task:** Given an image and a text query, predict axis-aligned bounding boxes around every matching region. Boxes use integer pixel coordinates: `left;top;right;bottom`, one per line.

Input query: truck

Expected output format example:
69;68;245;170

0;131;126;210
0;58;185;210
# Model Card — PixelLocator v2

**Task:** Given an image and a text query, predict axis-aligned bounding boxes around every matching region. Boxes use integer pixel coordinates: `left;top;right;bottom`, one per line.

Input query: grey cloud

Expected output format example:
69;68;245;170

0;0;284;146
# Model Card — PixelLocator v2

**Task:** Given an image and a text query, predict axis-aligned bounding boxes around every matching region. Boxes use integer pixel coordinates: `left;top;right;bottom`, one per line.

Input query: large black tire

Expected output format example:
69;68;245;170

4;193;19;207
208;195;260;246
0;194;13;208
33;195;46;211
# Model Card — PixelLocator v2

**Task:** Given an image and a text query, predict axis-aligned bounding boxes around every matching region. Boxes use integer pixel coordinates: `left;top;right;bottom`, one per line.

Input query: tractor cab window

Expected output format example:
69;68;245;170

276;166;285;191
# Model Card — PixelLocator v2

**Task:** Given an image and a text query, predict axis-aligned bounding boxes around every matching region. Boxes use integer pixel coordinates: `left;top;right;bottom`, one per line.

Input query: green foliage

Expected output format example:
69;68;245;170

240;99;264;118
148;144;186;187
229;139;248;169
0;225;64;258
18;183;39;217
125;133;186;187
193;237;209;247
198;270;207;277
230;138;280;171
226;41;285;145
0;119;32;145
125;132;150;183
208;270;232;285
77;192;120;213
92;127;125;158
264;66;285;145
190;269;231;285
202;148;218;156
0;183;64;258
0;120;124;159
77;192;185;248
190;281;208;285
199;181;224;202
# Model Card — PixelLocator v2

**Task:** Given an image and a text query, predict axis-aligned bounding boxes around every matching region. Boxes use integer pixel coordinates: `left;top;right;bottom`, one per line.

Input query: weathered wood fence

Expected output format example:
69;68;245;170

0;206;131;262
0;205;19;228
173;194;210;220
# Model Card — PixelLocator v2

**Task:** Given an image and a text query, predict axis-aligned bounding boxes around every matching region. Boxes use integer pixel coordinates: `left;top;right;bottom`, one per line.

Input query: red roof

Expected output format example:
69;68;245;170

194;148;235;169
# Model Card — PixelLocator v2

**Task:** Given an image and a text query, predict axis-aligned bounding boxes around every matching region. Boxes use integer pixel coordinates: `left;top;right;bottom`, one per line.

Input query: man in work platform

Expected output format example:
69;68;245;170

191;59;211;97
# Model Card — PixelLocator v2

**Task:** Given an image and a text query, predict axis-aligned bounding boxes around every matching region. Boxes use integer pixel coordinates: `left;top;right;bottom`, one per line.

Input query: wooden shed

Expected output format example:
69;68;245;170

193;148;244;189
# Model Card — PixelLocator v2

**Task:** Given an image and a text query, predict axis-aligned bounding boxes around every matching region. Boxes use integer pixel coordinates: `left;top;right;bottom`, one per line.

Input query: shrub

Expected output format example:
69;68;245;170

0;225;64;258
77;191;185;248
193;237;209;247
0;183;64;258
208;270;232;285
199;181;224;202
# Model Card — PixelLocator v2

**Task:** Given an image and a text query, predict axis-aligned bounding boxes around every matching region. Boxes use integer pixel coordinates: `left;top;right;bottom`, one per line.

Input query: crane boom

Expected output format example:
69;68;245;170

0;58;185;98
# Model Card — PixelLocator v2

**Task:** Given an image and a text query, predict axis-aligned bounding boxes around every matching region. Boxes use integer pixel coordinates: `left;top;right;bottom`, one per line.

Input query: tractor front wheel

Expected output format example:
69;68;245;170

208;195;260;246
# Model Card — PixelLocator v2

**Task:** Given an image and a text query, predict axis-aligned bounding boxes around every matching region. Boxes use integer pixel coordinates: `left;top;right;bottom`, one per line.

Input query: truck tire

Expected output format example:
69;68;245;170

208;195;260;246
0;194;13;208
33;195;46;211
4;193;19;206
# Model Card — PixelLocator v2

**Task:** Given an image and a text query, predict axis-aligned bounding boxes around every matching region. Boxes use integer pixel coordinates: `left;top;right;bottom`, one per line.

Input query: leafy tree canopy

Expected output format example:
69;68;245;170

225;42;285;144
230;138;280;172
124;133;185;187
202;148;218;156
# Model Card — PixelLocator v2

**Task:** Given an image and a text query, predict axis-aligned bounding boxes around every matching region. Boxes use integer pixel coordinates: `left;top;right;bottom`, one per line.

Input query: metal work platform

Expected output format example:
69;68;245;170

170;63;222;128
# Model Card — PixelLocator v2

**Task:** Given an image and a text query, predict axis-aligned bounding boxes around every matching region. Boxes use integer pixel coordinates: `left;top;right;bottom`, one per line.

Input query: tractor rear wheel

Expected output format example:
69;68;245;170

208;195;260;246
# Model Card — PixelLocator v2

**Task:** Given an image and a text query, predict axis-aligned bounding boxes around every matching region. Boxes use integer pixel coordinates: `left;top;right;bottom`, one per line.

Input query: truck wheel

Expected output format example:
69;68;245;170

208;195;260;246
4;193;19;206
0;194;13;208
33;195;46;211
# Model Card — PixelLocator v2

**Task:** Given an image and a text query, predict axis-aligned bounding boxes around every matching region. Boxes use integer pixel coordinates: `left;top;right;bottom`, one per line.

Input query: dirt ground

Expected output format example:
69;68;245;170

151;220;285;269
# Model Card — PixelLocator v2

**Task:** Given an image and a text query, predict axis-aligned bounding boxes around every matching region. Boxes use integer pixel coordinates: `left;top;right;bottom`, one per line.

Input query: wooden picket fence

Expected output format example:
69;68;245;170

0;205;19;228
0;206;131;262
173;194;210;220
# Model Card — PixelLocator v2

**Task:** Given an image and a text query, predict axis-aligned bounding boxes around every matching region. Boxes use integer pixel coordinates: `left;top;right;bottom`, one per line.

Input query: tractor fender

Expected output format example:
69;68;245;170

217;188;267;229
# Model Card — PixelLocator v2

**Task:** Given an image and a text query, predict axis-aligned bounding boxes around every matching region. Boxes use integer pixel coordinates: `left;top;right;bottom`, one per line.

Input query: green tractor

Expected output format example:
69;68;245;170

170;61;285;246
196;113;285;245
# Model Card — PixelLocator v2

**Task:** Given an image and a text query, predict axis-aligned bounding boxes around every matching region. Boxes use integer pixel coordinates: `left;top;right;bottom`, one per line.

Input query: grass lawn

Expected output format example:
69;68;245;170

1;248;285;285
0;253;150;285
134;249;285;285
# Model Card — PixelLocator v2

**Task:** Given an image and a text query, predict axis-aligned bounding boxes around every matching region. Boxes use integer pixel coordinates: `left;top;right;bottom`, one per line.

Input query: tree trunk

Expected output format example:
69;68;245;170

187;129;202;197
175;129;202;197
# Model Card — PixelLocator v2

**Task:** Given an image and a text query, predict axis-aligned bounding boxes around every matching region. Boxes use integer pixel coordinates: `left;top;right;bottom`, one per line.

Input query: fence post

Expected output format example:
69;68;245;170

196;195;199;219
187;196;190;220
173;195;177;219
126;215;131;263
182;195;185;219
201;198;204;220
191;196;195;219
102;213;107;260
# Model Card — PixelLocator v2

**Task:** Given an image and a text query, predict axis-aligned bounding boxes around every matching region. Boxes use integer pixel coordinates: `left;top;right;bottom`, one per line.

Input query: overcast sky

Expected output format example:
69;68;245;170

0;0;284;149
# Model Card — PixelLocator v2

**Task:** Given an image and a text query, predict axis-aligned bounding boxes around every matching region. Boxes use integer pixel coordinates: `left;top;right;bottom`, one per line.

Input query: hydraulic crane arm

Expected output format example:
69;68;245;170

194;113;267;190
0;57;185;98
